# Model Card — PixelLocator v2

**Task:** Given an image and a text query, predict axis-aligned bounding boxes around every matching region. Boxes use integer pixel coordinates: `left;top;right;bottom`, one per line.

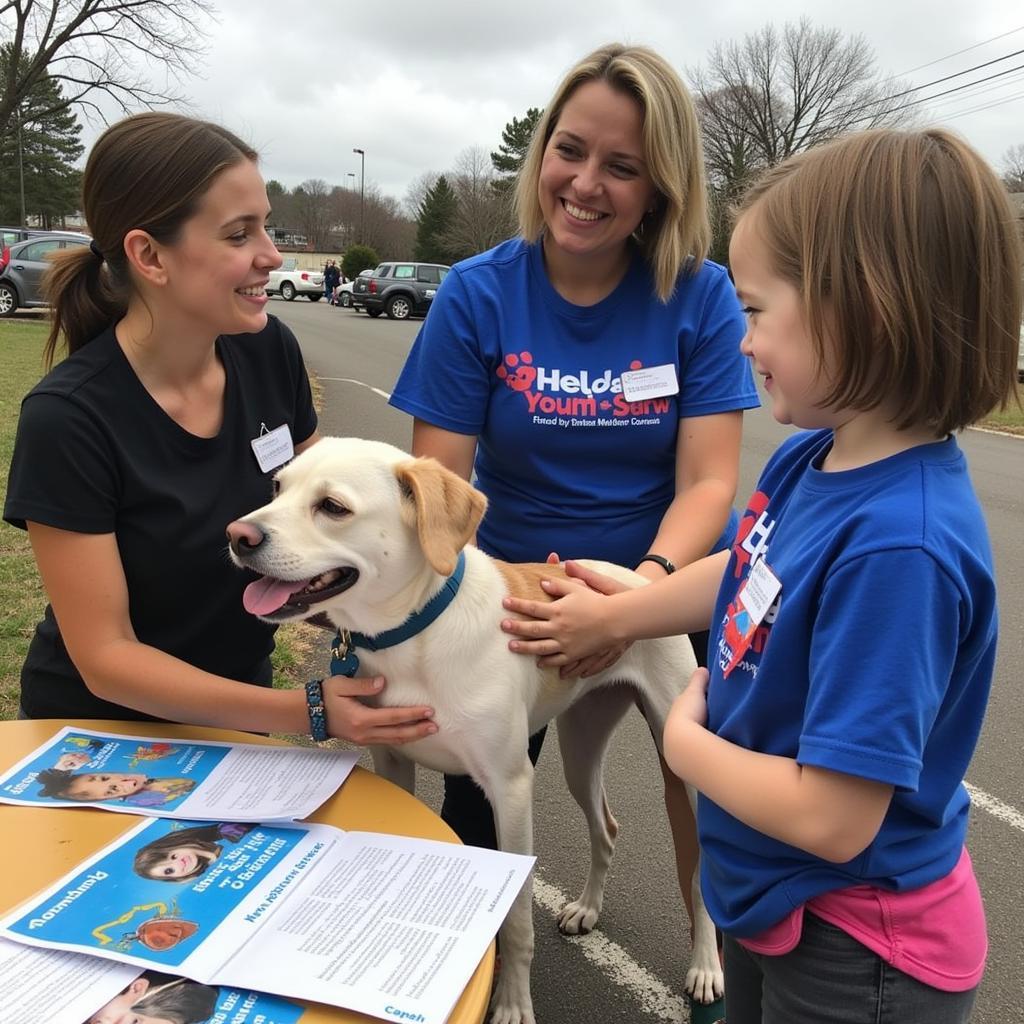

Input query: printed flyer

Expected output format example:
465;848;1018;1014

0;727;359;820
1;816;533;1024
0;939;302;1024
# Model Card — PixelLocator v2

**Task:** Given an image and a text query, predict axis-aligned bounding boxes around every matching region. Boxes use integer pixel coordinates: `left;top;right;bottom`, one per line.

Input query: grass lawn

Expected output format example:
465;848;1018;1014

0;318;316;723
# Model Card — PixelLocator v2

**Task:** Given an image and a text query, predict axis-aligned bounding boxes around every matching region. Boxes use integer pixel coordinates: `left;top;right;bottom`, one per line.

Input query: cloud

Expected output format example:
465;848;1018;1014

75;0;1024;203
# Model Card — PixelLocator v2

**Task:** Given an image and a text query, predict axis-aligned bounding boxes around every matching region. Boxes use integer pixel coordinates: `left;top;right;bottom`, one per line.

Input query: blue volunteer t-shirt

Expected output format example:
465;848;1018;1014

701;430;997;936
391;238;758;565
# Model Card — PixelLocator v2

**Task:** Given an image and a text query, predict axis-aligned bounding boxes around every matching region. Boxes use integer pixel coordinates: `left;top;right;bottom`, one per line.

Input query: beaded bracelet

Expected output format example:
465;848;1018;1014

305;679;328;742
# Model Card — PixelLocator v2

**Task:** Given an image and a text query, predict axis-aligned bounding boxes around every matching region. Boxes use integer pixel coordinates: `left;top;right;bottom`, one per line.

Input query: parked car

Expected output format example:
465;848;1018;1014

352;261;450;320
0;233;91;317
333;268;373;308
1;226;87;248
267;258;324;301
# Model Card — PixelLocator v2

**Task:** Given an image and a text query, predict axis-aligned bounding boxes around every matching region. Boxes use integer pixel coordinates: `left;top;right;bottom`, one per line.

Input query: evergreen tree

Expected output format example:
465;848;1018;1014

342;244;379;280
0;46;83;226
413;175;458;263
491;107;543;179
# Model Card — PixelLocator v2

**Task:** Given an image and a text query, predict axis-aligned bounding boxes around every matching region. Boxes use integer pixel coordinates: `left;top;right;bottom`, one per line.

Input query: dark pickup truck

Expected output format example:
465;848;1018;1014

352;261;450;320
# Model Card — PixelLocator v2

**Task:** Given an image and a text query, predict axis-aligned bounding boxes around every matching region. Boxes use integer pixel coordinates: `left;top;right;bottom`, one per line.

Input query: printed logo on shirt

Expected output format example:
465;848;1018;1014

717;490;781;678
496;350;671;428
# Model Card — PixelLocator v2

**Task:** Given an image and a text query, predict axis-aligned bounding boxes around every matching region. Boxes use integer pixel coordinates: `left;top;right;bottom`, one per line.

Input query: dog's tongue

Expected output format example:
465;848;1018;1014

243;576;311;616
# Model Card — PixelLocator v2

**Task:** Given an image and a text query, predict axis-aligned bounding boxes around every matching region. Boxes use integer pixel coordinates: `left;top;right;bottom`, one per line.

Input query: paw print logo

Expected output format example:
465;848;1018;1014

496;351;537;392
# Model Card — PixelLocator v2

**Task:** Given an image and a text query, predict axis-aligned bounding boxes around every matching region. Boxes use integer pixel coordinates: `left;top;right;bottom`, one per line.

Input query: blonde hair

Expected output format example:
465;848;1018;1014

514;43;710;301
736;128;1022;434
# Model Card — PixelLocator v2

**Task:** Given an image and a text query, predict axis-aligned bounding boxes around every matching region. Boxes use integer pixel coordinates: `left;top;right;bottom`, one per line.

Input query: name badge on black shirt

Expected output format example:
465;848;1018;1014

251;423;294;474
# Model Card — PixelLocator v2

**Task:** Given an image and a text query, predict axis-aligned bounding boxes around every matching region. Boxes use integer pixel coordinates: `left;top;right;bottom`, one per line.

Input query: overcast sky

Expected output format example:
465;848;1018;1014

91;0;1024;208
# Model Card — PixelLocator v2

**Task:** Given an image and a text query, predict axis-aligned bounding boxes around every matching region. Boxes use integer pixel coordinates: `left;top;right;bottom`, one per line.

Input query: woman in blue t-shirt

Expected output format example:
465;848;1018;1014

390;42;757;995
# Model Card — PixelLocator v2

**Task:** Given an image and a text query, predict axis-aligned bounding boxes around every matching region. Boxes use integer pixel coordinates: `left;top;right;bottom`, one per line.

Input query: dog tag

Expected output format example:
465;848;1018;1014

331;632;361;678
250;423;294;474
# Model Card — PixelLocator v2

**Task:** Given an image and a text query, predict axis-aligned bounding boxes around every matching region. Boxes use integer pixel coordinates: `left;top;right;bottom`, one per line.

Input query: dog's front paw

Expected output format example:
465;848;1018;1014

490;968;535;1024
684;959;725;1005
556;898;600;935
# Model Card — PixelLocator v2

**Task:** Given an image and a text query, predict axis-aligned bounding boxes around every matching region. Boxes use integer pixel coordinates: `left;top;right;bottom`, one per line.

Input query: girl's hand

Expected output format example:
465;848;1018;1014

501;560;626;665
667;667;711;732
323;676;437;745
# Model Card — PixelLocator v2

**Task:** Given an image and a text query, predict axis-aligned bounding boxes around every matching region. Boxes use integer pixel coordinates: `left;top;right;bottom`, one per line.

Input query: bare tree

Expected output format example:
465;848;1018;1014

1001;143;1024;193
404;170;439;219
0;0;214;138
443;146;512;261
358;185;414;259
293;178;334;250
690;18;912;181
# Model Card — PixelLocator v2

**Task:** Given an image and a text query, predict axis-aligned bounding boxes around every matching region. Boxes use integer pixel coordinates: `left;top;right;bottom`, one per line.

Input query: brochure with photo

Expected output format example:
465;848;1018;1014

1;816;533;1024
0;727;358;821
0;939;302;1024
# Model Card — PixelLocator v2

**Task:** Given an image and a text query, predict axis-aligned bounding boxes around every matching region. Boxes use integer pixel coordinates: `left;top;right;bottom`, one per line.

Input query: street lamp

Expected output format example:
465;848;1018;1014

352;148;365;244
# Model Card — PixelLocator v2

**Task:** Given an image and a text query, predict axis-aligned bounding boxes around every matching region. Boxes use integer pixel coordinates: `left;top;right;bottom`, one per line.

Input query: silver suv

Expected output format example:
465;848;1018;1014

0;233;91;317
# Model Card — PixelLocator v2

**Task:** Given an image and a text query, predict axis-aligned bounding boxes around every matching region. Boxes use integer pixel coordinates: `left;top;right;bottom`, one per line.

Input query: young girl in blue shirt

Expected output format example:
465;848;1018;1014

501;127;1021;1023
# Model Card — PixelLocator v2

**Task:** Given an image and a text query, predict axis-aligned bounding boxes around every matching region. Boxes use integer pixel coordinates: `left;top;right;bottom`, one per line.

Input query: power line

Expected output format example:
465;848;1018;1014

853;60;1024;125
898;25;1024;75
932;87;1024;123
826;48;1024;126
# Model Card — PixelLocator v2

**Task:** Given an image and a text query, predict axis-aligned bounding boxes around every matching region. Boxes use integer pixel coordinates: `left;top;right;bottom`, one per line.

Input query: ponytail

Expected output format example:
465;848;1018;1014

42;244;127;369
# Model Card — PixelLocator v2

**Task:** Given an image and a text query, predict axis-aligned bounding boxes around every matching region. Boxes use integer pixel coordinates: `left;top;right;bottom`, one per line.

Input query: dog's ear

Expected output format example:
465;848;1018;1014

395;458;487;576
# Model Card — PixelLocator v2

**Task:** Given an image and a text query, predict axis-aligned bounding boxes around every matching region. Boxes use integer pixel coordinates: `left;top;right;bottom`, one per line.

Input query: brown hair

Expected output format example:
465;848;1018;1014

735;128;1022;434
514;43;710;301
43;112;258;368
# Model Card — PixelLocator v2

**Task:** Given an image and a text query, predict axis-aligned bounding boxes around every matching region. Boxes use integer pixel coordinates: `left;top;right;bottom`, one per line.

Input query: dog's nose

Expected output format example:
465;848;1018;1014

226;520;265;556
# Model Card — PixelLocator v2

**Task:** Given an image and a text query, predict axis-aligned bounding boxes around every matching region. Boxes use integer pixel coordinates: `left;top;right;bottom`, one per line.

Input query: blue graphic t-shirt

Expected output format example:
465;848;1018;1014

701;430;998;935
391;239;758;565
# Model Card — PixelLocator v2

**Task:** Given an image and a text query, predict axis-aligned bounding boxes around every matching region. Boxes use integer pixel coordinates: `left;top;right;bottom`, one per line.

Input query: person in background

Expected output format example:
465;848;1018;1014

323;259;340;301
4;112;435;749
502;127;1020;1023
389;42;758;1008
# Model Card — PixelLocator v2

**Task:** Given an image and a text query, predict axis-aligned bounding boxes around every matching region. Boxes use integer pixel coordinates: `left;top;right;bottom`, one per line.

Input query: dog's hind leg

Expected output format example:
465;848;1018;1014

555;683;635;935
636;686;724;1005
473;757;537;1024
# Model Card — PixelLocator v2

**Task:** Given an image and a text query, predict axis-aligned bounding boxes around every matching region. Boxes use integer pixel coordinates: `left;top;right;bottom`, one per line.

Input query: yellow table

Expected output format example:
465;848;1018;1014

0;719;494;1024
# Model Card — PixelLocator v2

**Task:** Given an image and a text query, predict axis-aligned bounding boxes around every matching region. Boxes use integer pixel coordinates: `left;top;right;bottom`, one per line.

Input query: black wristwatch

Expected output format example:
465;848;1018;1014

638;553;676;575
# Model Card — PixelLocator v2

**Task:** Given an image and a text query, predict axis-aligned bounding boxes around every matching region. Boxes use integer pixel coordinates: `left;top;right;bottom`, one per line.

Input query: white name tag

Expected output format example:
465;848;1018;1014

251;423;294;474
620;363;679;401
742;558;782;626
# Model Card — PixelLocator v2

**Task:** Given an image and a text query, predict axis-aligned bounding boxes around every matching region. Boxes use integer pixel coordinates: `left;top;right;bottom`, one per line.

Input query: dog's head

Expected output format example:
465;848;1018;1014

226;438;486;626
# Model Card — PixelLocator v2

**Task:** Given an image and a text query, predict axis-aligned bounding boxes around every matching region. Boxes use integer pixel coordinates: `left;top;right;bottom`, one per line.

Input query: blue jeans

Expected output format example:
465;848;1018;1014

723;912;978;1024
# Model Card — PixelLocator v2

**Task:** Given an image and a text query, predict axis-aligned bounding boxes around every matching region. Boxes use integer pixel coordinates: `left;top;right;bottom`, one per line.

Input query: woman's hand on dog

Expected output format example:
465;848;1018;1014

502;560;629;673
323;676;437;745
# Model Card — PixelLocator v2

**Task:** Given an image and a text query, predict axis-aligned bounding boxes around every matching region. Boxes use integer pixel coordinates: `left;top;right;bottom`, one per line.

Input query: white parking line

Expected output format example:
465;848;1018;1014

532;875;691;1022
318;376;392;401
965;782;1024;833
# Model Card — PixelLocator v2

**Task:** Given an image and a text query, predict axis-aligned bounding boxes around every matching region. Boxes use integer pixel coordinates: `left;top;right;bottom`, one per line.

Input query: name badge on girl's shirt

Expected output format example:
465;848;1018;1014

722;558;782;678
251;423;294;474
620;364;679;401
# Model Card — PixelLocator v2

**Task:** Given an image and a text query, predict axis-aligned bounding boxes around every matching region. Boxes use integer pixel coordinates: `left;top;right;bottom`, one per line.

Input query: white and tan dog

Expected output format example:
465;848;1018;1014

226;437;722;1024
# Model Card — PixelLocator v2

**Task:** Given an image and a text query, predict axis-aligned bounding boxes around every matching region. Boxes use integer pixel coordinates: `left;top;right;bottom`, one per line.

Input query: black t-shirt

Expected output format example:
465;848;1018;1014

3;316;318;719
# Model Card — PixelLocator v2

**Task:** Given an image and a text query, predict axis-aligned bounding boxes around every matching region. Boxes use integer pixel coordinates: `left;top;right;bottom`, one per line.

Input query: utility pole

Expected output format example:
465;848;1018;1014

353;148;365;244
17;107;26;225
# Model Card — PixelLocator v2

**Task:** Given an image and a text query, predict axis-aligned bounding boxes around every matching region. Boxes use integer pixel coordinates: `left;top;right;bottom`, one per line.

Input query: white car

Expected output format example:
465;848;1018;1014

267;258;324;301
333;269;373;308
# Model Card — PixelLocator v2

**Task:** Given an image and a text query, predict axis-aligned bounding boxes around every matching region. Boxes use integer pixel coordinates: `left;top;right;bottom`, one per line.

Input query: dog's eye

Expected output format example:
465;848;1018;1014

319;497;350;517
271;478;281;496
